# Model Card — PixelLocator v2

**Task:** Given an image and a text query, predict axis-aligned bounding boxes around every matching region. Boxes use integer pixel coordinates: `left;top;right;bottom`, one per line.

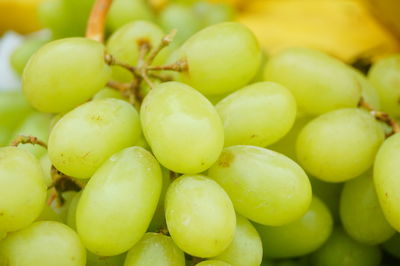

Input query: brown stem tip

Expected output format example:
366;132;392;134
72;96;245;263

11;135;47;149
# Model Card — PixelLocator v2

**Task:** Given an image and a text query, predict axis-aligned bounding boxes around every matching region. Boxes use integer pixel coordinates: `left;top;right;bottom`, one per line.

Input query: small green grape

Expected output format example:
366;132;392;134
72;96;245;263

196;260;231;266
10;37;48;75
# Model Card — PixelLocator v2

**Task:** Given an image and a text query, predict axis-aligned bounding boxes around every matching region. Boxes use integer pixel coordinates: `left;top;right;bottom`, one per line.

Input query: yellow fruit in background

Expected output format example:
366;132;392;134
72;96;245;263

0;0;45;35
364;0;400;38
238;0;400;63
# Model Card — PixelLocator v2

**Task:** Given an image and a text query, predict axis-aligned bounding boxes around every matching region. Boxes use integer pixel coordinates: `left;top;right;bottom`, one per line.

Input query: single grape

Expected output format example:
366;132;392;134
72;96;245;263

368;54;400;117
140;82;224;174
310;227;381;266
177;22;261;95
0;221;86;266
39;153;52;186
123;233;185;265
382;234;400;259
107;0;155;33
106;20;167;82
263;47;361;115
66;192;81;230
340;173;395;245
10;37;48;76
48;98;141;179
208;145;311;226
36;191;77;223
92;88;125;101
193;1;235;27
255;196;333;258
296;108;384;182
213;214;262;266
216;81;296;147
196;260;231;266
350;68;381;110
0;147;47;233
374;133;400;231
76;147;162;256
165;175;236;258
23;37;111;113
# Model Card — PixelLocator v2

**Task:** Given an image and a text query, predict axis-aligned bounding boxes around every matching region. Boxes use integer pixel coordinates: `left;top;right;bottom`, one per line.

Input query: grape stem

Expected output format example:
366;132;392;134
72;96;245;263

358;97;400;136
11;135;47;149
86;0;113;43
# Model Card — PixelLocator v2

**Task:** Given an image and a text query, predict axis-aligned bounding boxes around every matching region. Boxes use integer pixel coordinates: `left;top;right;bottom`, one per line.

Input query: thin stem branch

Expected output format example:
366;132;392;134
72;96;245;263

146;59;188;72
358;98;400;136
11;135;47;149
146;29;177;66
86;0;113;43
104;54;138;77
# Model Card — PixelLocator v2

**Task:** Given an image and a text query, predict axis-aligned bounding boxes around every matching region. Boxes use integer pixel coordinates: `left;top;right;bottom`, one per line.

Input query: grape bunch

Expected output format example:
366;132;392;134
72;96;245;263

1;1;400;266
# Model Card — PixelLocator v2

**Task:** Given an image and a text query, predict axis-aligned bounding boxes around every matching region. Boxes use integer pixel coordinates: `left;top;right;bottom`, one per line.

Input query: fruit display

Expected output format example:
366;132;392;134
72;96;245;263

1;0;400;266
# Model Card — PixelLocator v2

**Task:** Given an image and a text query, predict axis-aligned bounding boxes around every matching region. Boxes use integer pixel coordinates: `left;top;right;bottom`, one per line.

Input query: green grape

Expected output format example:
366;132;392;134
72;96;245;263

177;22;261;95
368;54;400;117
340;173;395;245
310;227;381;266
11;112;52;158
296;108;384;182
0;91;33;146
76;147;162;256
255;196;332;259
216;81;296;147
309;177;342;223
193;1;235;27
374;133;400;231
0;147;47;233
196;260;231;266
39;153;52;186
124;233;185;265
48;98;140;179
158;4;202;44
23;37;111;113
208;145;311;226
263;47;361;116
141;82;224;174
92;88;125;100
66;192;81;230
36;191;77;223
350;68;381;110
165;175;236;258
0;221;86;266
107;0;155;33
268;117;311;161
106;21;166;82
10;37;48;75
148;168;171;232
87;251;126;266
213;214;262;266
382;234;400;258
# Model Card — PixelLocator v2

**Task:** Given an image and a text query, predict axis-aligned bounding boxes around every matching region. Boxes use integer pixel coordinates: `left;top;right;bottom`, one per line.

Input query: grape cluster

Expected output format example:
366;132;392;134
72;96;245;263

1;1;400;266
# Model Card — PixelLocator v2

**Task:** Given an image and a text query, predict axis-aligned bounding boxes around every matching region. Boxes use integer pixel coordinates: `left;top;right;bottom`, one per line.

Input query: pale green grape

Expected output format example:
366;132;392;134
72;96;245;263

39;153;53;187
255;196;332;258
92;88;125;101
350;68;381;110
148;168;171;232
124;233;185;265
141;82;224;174
10;37;48;75
382;234;400;258
107;0;155;33
296;108;384;182
11;112;52;158
159;4;202;44
106;21;166;82
193;1;235;27
23;38;111;113
66;192;81;230
340;173;395;245
368;54;400;117
374;133;400;231
309;177;342;223
0;147;47;233
0;91;32;146
165;175;236;258
48;98;141;179
213;214;262;266
196;261;231;266
87;251;126;266
0;221;86;266
178;22;261;95
36;191;77;223
263;47;361;115
76;147;162;256
208;145;311;226
268;117;311;161
216;81;296;147
310;227;381;266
